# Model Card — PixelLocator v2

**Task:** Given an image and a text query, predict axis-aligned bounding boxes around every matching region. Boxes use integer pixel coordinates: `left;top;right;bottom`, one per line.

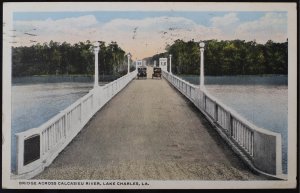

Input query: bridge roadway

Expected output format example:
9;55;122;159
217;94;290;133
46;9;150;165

35;67;265;180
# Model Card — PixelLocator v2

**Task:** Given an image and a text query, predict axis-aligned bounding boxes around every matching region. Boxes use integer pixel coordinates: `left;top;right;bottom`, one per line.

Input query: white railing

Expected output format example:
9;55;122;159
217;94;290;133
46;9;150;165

14;71;137;179
162;71;283;178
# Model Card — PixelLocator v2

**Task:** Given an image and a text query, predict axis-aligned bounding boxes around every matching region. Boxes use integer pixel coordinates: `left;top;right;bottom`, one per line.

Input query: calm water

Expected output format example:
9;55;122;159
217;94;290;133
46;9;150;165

11;82;93;172
180;75;288;174
11;75;288;174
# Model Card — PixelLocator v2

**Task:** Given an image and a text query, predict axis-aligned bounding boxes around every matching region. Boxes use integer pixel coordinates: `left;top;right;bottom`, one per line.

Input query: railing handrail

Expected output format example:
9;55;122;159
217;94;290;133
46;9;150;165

169;74;198;89
14;71;137;179
164;71;281;137
16;73;134;137
16;86;95;137
162;71;283;177
202;88;281;137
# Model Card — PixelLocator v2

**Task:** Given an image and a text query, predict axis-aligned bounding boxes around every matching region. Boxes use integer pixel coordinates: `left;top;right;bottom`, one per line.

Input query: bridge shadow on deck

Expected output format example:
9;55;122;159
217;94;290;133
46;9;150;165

35;68;266;180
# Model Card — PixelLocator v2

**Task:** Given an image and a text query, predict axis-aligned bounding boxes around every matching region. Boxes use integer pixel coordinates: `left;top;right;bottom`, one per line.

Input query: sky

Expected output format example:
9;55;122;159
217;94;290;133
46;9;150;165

10;11;287;59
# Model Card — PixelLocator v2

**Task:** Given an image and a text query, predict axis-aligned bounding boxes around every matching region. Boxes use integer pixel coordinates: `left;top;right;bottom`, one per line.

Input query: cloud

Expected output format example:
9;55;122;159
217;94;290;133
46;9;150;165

13;15;101;46
235;13;287;42
12;12;287;58
14;15;98;33
102;16;196;31
211;13;239;27
98;16;222;58
13;15;222;58
100;16;217;42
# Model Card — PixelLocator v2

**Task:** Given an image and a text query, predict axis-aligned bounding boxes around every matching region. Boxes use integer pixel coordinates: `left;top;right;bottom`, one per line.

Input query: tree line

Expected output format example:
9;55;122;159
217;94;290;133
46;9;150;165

12;39;288;77
12;40;133;77
147;39;288;75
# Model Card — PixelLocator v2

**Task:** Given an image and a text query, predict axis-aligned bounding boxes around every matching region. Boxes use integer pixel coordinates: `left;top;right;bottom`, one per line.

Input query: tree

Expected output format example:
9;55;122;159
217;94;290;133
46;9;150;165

148;39;288;76
12;40;128;77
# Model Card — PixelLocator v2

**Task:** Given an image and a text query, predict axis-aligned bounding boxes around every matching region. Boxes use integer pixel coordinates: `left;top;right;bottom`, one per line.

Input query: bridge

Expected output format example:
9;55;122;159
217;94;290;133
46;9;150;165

13;43;284;180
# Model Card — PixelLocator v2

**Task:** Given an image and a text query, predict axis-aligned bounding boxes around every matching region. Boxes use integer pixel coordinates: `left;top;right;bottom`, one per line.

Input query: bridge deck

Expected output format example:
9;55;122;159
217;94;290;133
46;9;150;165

36;67;265;180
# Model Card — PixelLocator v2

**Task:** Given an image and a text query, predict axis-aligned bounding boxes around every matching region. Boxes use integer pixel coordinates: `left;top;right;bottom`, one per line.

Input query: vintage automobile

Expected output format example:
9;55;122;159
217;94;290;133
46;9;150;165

152;67;162;79
137;67;147;79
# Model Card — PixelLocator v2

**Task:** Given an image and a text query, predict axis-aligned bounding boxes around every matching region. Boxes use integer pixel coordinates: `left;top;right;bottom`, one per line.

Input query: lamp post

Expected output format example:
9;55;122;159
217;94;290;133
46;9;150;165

199;41;205;89
135;58;138;71
169;54;172;74
127;53;131;74
93;42;100;88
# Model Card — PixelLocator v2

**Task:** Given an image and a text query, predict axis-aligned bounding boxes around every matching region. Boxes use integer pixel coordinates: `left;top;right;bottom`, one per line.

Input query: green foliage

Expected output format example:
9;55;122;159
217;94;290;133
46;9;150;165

12;41;128;77
12;39;288;77
148;39;288;75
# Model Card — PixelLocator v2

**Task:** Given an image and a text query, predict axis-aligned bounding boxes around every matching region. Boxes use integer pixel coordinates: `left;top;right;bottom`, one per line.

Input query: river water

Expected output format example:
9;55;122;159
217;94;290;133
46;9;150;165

180;75;288;174
11;82;93;172
11;75;288;174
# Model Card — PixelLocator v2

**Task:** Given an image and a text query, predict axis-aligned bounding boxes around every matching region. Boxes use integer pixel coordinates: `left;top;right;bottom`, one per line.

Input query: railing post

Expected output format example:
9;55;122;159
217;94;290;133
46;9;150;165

162;71;284;177
199;42;205;89
127;53;131;74
16;134;24;174
65;113;69;139
93;42;100;88
169;54;172;74
13;72;138;179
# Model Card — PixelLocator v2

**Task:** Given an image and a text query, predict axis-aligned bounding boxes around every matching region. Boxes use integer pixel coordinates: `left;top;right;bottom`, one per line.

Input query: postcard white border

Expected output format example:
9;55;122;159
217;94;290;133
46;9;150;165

2;2;298;189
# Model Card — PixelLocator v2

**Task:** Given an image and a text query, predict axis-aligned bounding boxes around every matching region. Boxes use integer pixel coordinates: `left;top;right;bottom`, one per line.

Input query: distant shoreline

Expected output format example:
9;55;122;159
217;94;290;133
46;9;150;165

177;74;288;77
179;74;288;85
12;74;121;84
12;73;288;78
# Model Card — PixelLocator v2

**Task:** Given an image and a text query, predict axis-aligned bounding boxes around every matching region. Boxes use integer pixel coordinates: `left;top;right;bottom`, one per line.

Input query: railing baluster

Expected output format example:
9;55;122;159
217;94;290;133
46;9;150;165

55;121;58;143
251;132;254;156
244;126;247;148
233;119;237;139
245;127;247;149
214;103;218;121
238;122;241;144
15;71;138;176
242;124;245;146
16;71;282;177
50;125;54;149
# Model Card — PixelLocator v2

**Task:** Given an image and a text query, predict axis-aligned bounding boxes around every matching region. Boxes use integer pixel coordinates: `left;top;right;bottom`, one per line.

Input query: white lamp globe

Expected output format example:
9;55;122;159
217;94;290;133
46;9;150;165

199;42;205;48
93;41;99;48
